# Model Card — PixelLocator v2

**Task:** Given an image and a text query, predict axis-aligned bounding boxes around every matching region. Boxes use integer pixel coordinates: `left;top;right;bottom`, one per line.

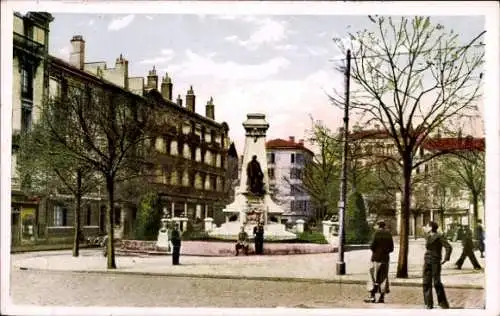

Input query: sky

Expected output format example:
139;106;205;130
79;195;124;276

45;13;485;154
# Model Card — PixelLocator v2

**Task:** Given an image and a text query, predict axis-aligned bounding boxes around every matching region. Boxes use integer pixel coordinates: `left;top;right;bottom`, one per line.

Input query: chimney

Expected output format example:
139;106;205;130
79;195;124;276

115;54;129;89
374;124;380;130
176;94;183;107
147;66;158;90
205;96;215;120
186;85;195;112
69;35;85;70
298;139;304;146
289;136;295;143
160;73;173;101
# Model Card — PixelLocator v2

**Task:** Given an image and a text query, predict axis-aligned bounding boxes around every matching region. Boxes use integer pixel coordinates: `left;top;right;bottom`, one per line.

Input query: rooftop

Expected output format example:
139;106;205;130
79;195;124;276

266;137;314;155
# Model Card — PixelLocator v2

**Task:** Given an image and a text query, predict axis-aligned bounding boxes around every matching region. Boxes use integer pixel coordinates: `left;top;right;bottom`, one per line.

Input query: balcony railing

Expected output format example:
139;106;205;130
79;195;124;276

13;32;44;56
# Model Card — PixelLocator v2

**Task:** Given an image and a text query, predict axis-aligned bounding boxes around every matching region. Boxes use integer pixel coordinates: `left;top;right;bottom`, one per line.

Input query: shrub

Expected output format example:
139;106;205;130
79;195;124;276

345;190;371;244
296;231;328;244
134;192;162;241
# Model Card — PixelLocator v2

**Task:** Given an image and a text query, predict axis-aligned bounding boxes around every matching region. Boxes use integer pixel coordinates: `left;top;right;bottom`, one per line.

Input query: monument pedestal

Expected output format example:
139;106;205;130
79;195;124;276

208;113;297;241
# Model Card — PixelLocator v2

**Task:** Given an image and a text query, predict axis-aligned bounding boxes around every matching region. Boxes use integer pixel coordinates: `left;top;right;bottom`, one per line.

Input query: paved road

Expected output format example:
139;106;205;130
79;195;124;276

10;269;484;309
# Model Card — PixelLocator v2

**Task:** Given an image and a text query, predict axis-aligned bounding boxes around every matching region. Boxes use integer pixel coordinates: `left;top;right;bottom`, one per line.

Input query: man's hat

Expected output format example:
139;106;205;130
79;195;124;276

377;219;386;227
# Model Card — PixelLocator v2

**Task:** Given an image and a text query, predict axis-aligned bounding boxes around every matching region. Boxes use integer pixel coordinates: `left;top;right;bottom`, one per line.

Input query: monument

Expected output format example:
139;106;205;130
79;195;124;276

156;207;172;253
209;113;297;240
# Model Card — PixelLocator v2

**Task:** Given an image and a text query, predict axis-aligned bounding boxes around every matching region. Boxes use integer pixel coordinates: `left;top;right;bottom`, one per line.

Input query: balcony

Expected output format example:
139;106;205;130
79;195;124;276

13;32;44;58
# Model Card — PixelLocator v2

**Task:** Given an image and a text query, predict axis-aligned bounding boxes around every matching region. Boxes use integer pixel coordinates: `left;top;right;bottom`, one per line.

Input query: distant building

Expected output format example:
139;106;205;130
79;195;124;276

349;125;485;236
265;136;315;224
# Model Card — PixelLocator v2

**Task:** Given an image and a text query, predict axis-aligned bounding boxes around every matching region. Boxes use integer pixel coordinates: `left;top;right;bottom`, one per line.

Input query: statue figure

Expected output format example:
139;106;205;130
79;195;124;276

246;155;265;195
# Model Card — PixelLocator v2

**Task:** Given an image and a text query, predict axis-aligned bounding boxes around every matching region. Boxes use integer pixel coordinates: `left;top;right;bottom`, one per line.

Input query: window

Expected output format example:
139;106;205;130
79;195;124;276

169;140;178;156
182;170;190;187
155;137;165;153
290;185;300;195
21;66;33;100
170;170;178;185
204;175;211;190
267;153;275;164
21;102;33;133
114;208;121;226
290;201;295;212
194;173;203;189
86;205;92;226
183;144;191;159
268;168;275;180
24;21;34;39
296;154;304;164
53;206;68;226
291;153;295;163
290;168;303;179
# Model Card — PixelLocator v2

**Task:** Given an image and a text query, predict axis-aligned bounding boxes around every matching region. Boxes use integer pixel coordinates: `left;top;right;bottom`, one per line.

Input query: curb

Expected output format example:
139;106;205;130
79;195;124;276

16;266;484;290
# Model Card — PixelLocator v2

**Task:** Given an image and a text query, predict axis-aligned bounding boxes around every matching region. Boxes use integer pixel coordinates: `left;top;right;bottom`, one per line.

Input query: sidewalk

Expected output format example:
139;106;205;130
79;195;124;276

11;239;485;289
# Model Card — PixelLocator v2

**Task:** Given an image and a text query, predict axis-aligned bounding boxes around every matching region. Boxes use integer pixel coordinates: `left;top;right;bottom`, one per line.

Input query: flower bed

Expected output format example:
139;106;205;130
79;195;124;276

117;240;336;256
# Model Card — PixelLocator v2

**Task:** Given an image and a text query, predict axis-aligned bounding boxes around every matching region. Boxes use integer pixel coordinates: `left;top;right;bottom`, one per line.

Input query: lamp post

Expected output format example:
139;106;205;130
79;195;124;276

336;49;351;275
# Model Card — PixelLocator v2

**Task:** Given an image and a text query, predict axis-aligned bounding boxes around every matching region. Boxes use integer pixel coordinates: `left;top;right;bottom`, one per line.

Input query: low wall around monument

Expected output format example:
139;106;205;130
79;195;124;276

116;240;337;257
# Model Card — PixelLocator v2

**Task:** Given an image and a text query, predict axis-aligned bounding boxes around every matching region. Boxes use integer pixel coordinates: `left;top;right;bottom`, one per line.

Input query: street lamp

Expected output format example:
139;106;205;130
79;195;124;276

336;49;351;275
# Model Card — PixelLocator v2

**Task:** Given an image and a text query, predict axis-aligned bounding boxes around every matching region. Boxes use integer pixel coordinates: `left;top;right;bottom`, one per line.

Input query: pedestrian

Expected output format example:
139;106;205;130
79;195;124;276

454;227;482;270
423;221;452;309
171;223;182;265
476;220;485;258
253;222;265;255
364;220;394;304
235;226;249;256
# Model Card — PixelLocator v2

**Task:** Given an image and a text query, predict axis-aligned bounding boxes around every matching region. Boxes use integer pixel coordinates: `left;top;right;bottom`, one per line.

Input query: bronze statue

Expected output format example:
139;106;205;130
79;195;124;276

246;155;265;195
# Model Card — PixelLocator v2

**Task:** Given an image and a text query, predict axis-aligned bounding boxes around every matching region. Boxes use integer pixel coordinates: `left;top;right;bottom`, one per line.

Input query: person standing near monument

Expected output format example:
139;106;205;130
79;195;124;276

170;223;182;265
423;221;452;309
235;226;249;256
253;222;265;255
364;220;394;304
247;155;265;195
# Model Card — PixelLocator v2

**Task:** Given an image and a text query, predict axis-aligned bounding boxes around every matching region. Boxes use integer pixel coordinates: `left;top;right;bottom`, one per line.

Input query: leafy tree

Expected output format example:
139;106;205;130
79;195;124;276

38;80;155;269
331;16;484;278
17;111;100;257
134;191;162;240
345;190;371;244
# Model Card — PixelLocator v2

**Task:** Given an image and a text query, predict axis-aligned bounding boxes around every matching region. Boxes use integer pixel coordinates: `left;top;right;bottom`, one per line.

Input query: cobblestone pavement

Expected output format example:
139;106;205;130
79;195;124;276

10;269;484;309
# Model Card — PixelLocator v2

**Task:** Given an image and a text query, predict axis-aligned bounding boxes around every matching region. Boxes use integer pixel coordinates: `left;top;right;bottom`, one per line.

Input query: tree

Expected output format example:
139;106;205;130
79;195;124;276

437;140;485;234
17;111;100;257
38;80;155;269
345;190;371;244
300;120;341;221
331;16;484;277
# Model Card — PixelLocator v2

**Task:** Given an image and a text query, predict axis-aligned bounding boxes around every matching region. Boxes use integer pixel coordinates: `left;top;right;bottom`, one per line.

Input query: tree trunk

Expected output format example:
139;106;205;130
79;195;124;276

72;170;82;257
439;209;445;233
396;160;412;278
106;175;117;269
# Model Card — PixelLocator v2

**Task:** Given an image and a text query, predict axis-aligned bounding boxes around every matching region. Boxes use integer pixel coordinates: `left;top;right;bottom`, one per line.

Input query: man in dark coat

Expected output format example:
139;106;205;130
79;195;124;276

423;221;452;309
454;227;482;270
476;220;485;258
170;224;182;265
235;226;249;256
253;222;265;255
364;220;394;304
247;155;265;195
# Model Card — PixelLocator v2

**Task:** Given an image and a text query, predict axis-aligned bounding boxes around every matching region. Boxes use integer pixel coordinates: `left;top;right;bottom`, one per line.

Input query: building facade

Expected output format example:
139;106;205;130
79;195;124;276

11;18;233;245
11;12;54;245
350;126;485;237
266;137;315;224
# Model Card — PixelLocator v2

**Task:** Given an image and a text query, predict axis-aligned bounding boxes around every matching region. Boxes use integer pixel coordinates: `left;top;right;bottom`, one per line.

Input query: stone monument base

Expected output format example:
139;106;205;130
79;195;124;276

208;221;297;241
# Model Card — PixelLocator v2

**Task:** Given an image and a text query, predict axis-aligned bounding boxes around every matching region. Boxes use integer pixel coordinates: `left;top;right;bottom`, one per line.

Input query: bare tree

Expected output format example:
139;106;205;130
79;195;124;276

331;16;484;277
38;80;155;269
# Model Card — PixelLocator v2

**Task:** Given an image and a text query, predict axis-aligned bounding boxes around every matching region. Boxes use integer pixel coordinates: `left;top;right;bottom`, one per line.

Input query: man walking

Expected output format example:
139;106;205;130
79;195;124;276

364;220;394;304
476;220;485;258
423;221;452;309
454;227;482;270
171;224;182;265
253;222;265;255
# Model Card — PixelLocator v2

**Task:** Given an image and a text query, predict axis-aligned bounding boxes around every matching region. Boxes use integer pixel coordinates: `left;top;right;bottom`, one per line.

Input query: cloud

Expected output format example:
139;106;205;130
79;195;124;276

54;45;71;60
275;44;298;51
306;46;329;56
165;50;290;81
222;16;289;50
108;14;135;31
139;49;176;65
145;15;154;20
